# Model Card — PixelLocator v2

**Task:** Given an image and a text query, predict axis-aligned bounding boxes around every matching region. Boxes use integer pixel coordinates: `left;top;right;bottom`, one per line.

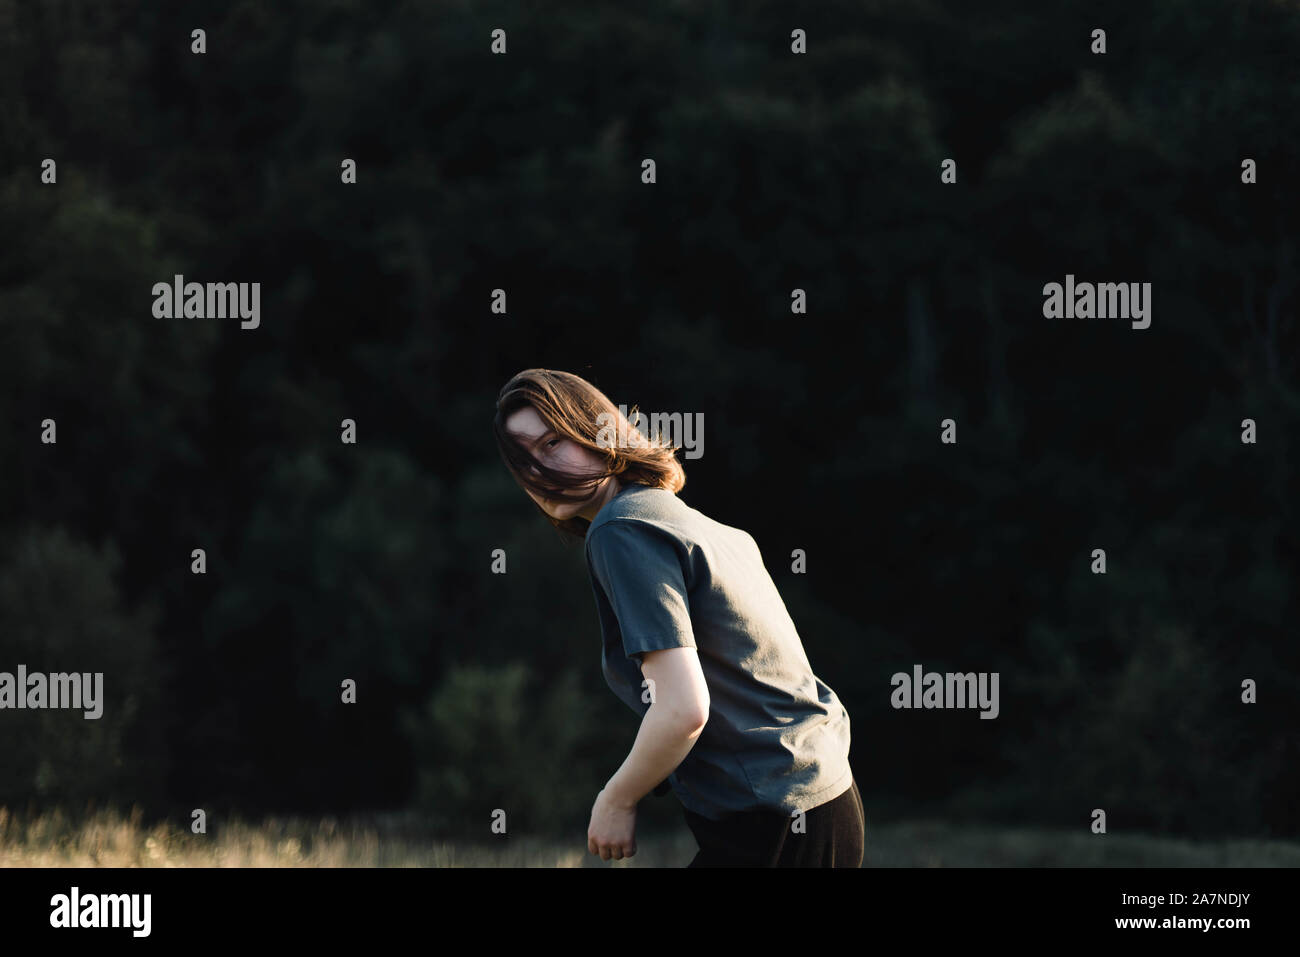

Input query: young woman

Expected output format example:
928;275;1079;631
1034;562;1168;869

494;368;864;867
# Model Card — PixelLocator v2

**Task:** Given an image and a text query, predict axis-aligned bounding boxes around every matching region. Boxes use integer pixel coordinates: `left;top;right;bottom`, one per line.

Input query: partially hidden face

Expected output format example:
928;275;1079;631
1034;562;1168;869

504;404;611;521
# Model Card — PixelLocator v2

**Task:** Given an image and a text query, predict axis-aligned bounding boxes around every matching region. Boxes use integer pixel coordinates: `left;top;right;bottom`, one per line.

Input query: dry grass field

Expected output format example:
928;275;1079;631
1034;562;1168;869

2;805;1297;867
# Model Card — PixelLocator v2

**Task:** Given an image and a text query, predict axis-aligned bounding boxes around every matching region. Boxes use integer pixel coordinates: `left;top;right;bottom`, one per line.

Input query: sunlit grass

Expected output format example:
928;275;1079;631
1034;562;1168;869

0;805;693;867
1;805;1296;867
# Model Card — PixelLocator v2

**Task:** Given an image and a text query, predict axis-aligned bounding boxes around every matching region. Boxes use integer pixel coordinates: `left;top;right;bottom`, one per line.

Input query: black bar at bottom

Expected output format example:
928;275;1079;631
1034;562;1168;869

0;865;1282;943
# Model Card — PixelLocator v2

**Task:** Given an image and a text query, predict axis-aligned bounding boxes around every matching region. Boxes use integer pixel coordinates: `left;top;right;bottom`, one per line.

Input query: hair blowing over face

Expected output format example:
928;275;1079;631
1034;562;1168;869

494;369;687;538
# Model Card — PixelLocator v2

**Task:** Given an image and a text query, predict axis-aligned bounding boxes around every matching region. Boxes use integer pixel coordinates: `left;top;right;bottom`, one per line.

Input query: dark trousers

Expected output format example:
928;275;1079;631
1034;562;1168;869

683;777;865;867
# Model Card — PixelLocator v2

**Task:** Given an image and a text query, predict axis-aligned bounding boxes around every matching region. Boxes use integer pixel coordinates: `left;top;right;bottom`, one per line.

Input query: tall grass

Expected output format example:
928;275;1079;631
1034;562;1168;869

2;805;1297;867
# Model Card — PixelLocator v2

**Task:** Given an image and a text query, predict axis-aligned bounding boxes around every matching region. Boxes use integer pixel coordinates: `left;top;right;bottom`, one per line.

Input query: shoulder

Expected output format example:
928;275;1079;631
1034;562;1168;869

586;492;692;564
589;484;683;535
585;518;692;598
586;516;677;559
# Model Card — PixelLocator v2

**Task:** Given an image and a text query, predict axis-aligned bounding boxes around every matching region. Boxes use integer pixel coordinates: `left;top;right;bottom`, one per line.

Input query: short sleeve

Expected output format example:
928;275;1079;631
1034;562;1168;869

587;520;697;662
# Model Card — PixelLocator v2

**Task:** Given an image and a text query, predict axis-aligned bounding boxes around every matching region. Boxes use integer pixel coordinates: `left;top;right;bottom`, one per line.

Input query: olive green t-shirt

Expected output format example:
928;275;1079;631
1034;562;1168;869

585;482;854;821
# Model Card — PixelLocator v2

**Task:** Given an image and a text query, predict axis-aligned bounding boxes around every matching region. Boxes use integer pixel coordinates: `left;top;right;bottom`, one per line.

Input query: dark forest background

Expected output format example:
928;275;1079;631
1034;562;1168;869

1;0;1297;845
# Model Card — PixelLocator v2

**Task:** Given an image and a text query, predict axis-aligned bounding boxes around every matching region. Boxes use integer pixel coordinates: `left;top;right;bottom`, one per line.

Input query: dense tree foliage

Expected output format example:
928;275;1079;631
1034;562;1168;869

1;0;1296;839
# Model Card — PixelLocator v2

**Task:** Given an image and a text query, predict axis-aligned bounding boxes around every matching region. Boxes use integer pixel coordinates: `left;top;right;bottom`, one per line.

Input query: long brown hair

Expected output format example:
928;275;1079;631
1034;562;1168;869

494;369;686;537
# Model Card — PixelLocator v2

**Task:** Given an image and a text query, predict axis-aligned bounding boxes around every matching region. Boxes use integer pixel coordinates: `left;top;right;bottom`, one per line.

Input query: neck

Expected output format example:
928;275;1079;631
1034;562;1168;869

577;476;623;523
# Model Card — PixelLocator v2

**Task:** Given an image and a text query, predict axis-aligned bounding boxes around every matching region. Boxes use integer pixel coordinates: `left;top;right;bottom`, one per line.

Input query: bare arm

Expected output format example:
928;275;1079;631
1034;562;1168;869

601;646;710;808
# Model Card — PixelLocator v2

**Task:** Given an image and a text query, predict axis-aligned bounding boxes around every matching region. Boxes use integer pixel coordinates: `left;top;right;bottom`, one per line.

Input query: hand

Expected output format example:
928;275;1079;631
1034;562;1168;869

588;787;638;861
